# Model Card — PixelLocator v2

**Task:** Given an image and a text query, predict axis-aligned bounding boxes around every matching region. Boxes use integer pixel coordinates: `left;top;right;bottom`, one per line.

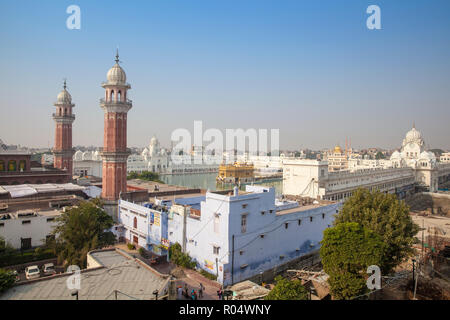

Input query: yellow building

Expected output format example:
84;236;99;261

327;145;349;172
217;162;254;184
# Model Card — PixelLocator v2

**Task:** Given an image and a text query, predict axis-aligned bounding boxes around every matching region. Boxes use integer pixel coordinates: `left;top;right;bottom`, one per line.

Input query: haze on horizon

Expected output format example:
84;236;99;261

0;0;449;151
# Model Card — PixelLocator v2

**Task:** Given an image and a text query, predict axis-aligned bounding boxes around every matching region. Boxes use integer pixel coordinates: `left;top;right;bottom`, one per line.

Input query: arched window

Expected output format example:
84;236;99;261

8;160;16;171
133;217;137;229
118;91;122;102
0;160;4;171
19;160;26;171
110;90;114;102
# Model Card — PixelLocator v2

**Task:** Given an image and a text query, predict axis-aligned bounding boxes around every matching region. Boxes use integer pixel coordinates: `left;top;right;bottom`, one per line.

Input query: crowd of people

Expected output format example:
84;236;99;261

177;282;225;300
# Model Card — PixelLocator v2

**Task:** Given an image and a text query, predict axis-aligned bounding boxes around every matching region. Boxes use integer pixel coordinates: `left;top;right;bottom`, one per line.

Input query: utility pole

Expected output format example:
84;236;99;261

421;219;424;261
411;259;416;290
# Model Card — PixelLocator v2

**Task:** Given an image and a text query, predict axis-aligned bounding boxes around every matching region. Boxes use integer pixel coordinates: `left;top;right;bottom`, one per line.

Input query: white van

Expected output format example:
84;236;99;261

25;265;40;280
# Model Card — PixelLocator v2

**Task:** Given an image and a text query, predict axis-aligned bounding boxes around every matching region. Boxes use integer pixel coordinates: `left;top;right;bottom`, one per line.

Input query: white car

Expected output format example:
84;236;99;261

42;263;56;275
25;265;40;280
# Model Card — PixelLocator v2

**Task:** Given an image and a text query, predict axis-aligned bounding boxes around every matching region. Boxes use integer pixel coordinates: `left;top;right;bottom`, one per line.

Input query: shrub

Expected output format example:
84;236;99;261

138;247;145;256
264;276;309;300
200;269;217;281
0;269;15;294
168;243;196;269
127;243;136;250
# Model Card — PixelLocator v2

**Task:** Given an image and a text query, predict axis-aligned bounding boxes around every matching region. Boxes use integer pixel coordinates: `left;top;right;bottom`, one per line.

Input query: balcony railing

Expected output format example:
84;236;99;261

99;98;132;105
52;113;75;120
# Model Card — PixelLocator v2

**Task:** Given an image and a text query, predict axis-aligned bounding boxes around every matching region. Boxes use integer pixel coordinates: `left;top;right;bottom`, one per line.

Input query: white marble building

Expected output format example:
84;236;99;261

283;126;450;199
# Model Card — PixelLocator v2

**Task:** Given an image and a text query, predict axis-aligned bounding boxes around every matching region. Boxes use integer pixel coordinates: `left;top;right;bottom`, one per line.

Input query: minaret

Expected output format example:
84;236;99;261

53;80;75;177
100;51;132;205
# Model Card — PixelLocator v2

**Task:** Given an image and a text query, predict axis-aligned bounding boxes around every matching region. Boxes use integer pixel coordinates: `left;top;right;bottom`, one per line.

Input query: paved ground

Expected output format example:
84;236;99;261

114;244;221;300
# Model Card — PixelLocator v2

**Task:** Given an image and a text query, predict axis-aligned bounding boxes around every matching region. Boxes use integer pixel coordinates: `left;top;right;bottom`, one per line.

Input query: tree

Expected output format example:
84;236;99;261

375;151;385;159
264;275;308;300
334;188;419;273
0;268;15;294
320;222;385;300
50;200;116;269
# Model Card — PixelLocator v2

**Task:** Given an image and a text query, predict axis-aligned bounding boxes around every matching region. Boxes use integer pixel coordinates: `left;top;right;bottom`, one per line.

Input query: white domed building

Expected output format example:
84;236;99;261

389;125;450;192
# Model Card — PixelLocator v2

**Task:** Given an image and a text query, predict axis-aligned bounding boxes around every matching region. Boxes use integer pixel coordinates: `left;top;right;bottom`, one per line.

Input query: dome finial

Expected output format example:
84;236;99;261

63;78;67;90
115;48;120;64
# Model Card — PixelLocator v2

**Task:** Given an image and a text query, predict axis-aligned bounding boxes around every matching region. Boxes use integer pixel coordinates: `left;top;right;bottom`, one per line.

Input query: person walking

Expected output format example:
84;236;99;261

199;283;204;299
177;286;183;300
217;288;223;300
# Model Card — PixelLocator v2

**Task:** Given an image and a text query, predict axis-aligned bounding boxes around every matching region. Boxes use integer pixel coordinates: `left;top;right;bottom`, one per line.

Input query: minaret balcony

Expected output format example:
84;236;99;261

99;98;132;106
52;113;76;121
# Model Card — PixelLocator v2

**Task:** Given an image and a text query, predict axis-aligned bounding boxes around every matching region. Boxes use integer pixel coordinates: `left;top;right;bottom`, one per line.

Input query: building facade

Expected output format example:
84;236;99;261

167;185;340;286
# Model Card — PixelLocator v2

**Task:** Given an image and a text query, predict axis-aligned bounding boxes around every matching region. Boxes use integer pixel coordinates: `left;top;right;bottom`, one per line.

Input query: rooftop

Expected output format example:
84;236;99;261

0;249;169;300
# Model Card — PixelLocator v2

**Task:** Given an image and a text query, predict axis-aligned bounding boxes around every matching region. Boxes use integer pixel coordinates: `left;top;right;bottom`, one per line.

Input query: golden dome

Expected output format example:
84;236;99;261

334;145;342;154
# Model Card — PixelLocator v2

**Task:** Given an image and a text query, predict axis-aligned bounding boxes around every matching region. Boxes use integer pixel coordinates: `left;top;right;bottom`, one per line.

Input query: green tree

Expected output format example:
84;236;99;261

264;275;309;300
334;188;419;273
320;222;385;300
127;171;164;183
50;200;116;268
0;268;15;294
375;151;385;159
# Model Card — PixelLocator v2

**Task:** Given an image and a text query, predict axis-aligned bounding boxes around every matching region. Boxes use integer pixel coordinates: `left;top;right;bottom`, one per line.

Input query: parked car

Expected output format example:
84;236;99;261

25;265;40;280
42;263;56;276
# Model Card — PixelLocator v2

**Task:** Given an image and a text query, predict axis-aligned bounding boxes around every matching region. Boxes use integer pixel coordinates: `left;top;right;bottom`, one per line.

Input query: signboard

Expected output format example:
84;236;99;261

204;260;214;270
150;212;160;226
161;238;170;250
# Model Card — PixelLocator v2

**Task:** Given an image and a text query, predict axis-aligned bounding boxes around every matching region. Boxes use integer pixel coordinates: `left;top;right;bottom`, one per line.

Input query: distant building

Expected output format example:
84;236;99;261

0;185;85;249
441;152;450;163
0;144;71;185
283;126;450;199
217;162;254;184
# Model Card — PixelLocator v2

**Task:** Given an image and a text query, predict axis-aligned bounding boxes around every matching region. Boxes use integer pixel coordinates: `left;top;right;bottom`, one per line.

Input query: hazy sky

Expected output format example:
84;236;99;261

0;0;449;151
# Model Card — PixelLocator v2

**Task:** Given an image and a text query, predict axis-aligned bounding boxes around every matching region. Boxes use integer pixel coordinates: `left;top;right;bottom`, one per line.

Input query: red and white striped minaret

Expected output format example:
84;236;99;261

100;51;132;202
53;80;75;177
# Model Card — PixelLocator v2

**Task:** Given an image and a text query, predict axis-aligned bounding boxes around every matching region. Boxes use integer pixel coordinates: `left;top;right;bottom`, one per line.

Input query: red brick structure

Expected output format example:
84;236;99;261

100;52;132;201
52;80;75;177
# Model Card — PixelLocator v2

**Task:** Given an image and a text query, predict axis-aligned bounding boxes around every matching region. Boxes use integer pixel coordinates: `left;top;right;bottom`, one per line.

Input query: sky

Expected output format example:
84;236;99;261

0;0;449;151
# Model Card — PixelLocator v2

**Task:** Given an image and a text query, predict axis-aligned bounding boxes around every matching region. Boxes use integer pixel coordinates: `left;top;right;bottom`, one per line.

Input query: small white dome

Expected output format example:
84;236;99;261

405;127;422;141
390;150;401;159
106;63;127;84
56;89;72;104
73;150;83;161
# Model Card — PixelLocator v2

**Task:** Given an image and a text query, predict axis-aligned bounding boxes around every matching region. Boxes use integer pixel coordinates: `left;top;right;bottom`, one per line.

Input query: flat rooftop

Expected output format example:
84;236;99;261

0;249;169;300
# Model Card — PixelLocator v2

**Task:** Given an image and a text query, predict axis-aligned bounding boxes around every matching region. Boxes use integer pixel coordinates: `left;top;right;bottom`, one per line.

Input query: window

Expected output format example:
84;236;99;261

298;219;301;226
310;217;313;222
239;250;244;255
285;223;289;229
269;210;273;213
22;220;31;225
241;215;247;233
213;246;220;255
322;213;325;219
261;211;265;215
260;234;265;239
242;204;248;209
133;217;137;229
